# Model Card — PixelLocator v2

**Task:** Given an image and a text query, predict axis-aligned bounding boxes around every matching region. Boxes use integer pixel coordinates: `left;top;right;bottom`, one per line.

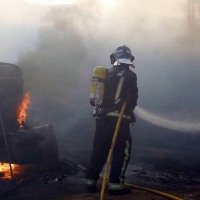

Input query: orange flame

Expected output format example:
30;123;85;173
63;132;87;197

0;163;16;179
17;91;31;125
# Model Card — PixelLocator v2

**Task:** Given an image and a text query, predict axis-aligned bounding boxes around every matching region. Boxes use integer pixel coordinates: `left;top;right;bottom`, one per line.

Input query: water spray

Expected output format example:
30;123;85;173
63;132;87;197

135;106;200;133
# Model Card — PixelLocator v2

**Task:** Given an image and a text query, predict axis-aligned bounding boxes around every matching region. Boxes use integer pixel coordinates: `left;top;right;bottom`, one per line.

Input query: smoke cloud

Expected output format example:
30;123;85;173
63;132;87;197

13;0;200;132
1;0;200;165
16;0;104;130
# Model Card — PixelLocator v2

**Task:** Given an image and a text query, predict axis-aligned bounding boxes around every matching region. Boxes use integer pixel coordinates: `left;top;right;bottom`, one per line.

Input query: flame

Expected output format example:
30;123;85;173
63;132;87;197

0;163;36;179
17;91;31;125
0;163;16;179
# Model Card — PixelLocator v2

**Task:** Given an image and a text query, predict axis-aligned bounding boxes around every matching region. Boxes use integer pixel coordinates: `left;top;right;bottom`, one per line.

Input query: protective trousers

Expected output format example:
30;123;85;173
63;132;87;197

85;116;132;190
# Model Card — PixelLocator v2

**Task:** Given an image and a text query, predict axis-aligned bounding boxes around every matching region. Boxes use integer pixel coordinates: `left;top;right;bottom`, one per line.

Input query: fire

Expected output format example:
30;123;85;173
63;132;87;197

17;91;31;125
0;163;16;179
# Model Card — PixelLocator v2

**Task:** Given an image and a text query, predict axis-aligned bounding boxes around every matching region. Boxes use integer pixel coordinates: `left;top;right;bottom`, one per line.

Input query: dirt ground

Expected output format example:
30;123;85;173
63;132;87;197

0;163;200;200
0;176;188;200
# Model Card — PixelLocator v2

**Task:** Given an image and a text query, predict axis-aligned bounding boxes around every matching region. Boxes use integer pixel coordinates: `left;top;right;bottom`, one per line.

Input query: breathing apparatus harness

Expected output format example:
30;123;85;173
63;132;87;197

90;45;135;119
90;65;131;119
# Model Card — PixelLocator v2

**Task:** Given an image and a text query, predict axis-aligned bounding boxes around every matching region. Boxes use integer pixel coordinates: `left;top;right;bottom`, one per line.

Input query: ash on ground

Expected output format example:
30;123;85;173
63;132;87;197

126;163;200;191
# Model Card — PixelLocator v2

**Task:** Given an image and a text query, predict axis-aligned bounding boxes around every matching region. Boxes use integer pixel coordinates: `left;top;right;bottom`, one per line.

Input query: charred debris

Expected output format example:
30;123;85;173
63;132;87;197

0;62;79;182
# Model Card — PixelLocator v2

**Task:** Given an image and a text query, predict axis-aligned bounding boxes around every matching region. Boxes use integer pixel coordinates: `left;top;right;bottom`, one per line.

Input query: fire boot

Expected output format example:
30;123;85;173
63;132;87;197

85;179;98;193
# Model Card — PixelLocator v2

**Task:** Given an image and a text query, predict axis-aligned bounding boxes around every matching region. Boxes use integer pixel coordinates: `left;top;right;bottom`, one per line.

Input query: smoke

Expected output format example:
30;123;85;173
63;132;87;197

17;0;103;97
14;0;200;131
1;0;200;166
40;0;102;31
16;0;104;127
18;28;86;102
91;0;200;128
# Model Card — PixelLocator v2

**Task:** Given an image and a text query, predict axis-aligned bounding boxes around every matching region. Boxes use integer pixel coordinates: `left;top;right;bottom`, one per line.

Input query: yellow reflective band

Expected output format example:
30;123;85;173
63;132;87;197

107;112;131;120
119;141;130;183
108;183;124;190
114;77;124;101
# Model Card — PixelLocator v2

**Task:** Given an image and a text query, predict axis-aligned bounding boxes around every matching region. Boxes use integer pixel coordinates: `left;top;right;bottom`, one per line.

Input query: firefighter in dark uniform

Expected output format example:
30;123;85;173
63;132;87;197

86;45;138;195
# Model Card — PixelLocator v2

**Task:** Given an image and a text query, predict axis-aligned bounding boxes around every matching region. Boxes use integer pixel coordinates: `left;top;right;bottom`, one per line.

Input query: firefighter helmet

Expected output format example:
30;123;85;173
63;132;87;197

110;45;135;67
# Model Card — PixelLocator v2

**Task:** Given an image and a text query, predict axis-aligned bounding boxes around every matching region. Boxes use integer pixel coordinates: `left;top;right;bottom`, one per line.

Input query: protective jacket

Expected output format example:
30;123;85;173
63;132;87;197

100;64;138;122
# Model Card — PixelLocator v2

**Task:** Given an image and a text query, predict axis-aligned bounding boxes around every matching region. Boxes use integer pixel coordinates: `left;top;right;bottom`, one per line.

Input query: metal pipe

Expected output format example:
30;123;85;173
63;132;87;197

0;111;14;179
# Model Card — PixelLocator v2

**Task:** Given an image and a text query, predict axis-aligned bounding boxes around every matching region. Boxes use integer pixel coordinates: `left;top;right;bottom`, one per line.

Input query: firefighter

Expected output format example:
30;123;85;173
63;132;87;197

86;45;138;195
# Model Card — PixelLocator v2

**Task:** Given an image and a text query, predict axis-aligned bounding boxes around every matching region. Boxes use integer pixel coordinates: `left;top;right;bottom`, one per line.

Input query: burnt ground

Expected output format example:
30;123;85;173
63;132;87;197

1;119;200;200
1;137;200;200
0;161;200;200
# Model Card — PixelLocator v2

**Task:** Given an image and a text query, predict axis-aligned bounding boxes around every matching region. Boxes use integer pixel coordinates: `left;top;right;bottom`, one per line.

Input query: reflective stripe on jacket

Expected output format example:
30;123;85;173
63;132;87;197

106;111;131;120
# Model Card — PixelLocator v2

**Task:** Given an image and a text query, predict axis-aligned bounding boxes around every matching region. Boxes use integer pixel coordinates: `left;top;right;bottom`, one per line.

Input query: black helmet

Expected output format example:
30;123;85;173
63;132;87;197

110;45;135;67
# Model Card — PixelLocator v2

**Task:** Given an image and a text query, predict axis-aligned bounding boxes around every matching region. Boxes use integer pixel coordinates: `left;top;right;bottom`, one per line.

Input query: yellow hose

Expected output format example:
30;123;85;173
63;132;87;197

124;183;183;200
100;101;127;200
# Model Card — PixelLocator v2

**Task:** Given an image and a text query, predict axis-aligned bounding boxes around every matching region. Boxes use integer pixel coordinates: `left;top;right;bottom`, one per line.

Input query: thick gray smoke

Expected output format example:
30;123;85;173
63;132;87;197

18;28;86;101
17;0;103;129
99;0;200;124
15;0;200;134
16;1;200;118
12;0;200;166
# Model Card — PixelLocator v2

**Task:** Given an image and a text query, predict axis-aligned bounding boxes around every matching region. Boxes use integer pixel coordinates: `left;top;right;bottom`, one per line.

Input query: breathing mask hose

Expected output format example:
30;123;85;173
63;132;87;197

100;101;127;200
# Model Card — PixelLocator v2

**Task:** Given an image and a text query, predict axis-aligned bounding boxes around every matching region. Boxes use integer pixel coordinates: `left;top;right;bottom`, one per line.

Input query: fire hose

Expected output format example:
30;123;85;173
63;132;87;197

78;102;183;200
